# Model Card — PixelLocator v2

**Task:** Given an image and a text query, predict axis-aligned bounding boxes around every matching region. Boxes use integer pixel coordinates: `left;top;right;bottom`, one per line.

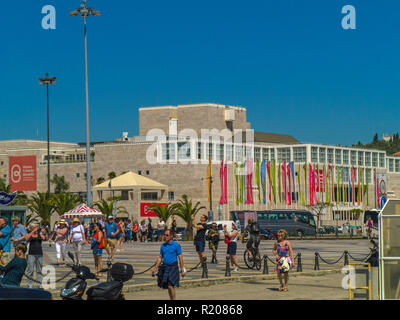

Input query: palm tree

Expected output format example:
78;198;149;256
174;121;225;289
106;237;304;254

174;194;206;240
93;198;128;218
52;192;80;217
27;192;55;225
149;203;178;224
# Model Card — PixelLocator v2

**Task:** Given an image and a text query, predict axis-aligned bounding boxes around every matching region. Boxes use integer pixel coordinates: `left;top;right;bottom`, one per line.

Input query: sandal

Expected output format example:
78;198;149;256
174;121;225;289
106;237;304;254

278;285;284;291
283;286;288;292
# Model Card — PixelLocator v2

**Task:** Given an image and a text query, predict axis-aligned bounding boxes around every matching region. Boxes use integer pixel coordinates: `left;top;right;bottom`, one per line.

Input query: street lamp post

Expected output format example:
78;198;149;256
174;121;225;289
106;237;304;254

70;0;100;206
39;73;56;196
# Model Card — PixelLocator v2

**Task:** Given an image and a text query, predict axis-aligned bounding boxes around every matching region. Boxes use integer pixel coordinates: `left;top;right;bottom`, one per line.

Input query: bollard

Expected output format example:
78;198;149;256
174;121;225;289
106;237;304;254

225;256;231;277
344;251;349;266
297;253;302;272
263;255;269;274
202;257;208;278
314;252;320;270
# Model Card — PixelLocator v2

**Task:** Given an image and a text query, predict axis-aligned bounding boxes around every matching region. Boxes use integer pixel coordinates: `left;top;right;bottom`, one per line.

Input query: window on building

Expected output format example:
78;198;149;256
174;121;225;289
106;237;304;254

121;190;129;201
343;167;349;182
270;148;275;161
343;150;349;165
358;151;364;166
396;160;400;173
235;145;243;161
146;170;150;175
319;148;326;163
389;158;394;172
0;161;3;166
365;152;371;167
262;148;269;161
138;171;142;175
168;192;175;201
254;147;261;162
372;153;378;167
311;147;318;163
245;146;252;160
226;144;233;162
293;147;306;162
216;144;224;161
277;148;290;163
367;169;371;183
162;143;176;161
206;143;214;160
197;142;203;160
335;149;342;165
379;153;385;168
327;148;334;164
141;192;158;201
178;142;191;160
76;173;80;178
350;151;357;165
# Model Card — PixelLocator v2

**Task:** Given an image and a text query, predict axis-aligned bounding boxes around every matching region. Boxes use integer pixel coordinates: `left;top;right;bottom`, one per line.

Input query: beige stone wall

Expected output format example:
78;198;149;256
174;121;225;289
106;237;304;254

139;104;250;138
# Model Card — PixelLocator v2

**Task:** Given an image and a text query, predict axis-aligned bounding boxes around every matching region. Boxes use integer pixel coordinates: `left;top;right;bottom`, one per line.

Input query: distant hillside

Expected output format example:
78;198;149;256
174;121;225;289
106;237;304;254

351;133;400;155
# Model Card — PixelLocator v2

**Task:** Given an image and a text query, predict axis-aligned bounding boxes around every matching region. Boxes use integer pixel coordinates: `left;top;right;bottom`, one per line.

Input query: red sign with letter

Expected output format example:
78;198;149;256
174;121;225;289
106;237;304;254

140;203;167;217
9;156;37;191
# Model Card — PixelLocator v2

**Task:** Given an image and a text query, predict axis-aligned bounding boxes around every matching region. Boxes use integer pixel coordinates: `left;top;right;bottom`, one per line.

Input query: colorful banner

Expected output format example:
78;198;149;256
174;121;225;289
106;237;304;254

267;161;272;203
235;163;239;205
282;162;287;205
260;160;266;204
207;156;211;203
9;156;37;191
309;163;314;206
351;166;356;206
255;160;261;203
219;160;224;205
271;160;276;203
223;161;227;204
286;162;291;206
278;163;282;203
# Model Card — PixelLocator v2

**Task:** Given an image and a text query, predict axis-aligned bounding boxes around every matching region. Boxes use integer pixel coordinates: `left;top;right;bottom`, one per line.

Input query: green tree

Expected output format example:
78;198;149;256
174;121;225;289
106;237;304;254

149;203;178;224
27;192;55;225
0;179;11;193
93;198;128;218
96;177;105;185
52;192;80;216
174;194;206;241
50;175;70;194
108;172;116;180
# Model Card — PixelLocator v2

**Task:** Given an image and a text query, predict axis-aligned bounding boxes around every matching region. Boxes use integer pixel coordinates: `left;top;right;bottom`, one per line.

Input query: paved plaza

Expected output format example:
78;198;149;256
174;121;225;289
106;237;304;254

19;238;372;298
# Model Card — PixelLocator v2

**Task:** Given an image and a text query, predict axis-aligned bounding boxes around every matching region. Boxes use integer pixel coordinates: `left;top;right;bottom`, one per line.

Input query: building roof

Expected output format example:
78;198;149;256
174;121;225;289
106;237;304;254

241;131;301;145
93;171;167;190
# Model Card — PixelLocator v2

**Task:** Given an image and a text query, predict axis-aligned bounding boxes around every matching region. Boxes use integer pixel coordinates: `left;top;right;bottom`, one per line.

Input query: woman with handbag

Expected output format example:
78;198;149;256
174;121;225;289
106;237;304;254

272;229;295;292
91;223;104;277
224;222;240;272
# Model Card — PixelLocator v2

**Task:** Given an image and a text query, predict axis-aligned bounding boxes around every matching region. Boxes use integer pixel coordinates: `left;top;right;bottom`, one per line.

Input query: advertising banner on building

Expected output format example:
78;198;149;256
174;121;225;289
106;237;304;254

140;202;167;217
376;173;387;209
9;156;37;191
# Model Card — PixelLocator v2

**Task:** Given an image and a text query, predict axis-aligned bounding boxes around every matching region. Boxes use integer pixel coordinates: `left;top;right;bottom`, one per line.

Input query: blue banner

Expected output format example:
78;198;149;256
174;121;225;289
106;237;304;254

0;192;17;206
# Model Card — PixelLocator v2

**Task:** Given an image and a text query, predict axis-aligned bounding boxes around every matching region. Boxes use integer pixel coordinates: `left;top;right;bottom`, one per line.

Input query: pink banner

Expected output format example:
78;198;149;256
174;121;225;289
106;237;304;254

266;161;272;203
287;163;291;206
245;159;254;204
219;160;224;205
282;162;287;205
223;161;228;204
309;163;314;206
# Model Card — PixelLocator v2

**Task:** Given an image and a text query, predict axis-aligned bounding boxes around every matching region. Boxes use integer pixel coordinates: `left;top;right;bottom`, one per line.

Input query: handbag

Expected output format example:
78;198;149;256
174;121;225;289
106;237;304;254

224;235;231;244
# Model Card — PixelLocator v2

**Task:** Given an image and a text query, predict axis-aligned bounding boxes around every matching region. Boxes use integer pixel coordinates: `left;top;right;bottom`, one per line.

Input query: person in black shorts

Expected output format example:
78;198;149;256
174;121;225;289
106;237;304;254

191;214;208;265
244;218;260;259
208;222;220;264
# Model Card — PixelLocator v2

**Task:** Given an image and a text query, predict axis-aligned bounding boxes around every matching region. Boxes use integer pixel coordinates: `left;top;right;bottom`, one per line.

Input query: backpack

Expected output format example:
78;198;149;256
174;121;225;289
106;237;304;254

251;222;260;234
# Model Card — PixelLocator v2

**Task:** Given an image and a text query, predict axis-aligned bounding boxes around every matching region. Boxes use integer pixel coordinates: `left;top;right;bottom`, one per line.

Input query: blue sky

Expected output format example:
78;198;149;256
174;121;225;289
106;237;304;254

1;0;399;146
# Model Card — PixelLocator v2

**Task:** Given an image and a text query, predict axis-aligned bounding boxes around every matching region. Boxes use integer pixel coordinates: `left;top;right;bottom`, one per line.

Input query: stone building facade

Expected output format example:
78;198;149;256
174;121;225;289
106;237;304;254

1;103;399;227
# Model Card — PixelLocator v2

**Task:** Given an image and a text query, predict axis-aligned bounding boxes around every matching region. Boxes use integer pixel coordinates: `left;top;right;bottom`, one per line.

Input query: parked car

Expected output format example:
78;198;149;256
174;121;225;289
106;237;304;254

176;227;186;241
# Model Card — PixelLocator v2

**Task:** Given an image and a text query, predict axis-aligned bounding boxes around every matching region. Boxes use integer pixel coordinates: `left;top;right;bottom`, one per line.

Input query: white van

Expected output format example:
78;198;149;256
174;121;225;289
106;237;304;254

205;220;240;241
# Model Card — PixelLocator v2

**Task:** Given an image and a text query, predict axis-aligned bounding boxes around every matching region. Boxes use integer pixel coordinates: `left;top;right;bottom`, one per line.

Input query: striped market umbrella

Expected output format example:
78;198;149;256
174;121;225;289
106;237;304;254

61;203;104;219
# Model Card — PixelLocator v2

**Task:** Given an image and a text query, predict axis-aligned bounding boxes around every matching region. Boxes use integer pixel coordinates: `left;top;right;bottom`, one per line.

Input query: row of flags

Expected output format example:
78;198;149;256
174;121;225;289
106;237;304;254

211;159;380;208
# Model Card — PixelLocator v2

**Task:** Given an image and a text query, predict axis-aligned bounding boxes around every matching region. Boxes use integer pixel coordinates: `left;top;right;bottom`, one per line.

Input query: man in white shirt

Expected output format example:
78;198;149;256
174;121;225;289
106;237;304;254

157;219;165;242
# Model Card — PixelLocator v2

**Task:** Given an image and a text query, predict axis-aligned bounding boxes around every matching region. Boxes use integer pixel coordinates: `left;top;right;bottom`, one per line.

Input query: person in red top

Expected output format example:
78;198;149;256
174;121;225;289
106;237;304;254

91;223;104;277
132;221;138;242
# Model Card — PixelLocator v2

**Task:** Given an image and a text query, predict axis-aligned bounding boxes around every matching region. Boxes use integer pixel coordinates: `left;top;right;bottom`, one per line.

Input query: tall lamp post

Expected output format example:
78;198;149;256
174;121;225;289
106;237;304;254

70;0;100;206
39;73;56;196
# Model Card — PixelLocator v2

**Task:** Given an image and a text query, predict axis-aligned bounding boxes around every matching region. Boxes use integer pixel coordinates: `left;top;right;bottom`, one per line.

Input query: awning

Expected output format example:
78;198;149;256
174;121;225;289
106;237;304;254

61;204;104;219
93;171;167;191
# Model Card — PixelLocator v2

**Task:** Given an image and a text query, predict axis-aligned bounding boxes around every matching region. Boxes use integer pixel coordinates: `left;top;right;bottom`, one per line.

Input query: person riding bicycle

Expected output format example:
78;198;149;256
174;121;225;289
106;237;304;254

244;218;260;260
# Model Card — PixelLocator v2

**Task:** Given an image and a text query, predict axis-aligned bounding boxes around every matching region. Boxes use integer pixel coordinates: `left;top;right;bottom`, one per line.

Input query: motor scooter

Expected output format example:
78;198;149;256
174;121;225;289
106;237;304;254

60;251;98;300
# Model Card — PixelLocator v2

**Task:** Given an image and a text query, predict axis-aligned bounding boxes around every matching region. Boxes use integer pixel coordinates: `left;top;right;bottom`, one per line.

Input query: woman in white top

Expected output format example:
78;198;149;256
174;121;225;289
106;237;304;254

224;222;240;272
68;218;86;265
